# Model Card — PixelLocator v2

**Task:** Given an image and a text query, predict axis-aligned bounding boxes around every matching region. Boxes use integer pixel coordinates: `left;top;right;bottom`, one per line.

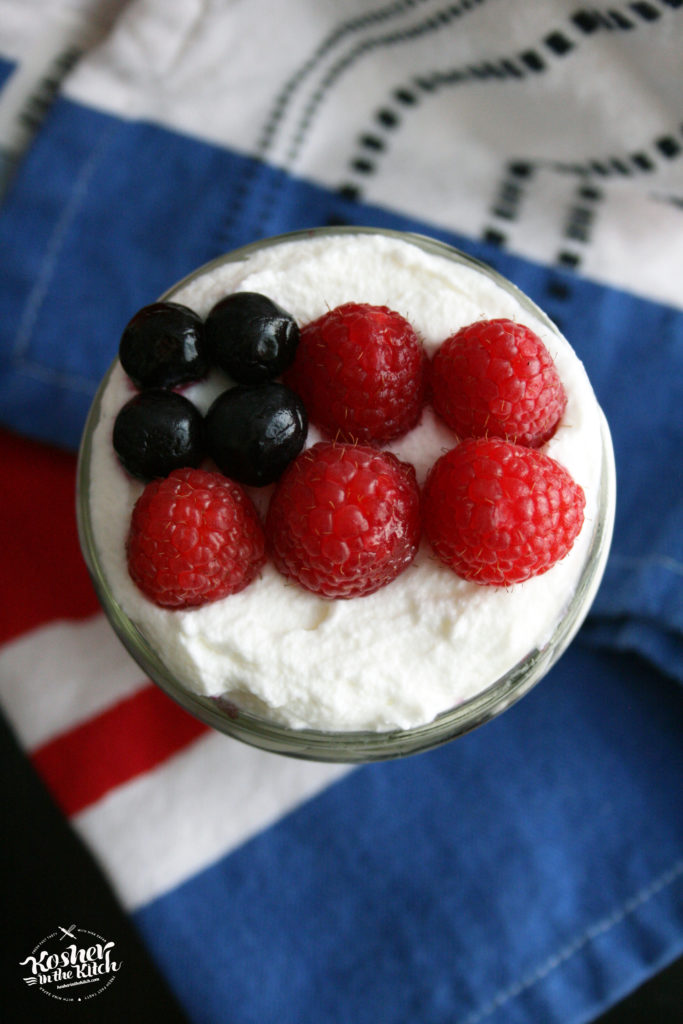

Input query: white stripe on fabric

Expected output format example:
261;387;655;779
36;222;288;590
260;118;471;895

0;615;145;749
55;0;683;310
74;730;351;910
0;1;129;142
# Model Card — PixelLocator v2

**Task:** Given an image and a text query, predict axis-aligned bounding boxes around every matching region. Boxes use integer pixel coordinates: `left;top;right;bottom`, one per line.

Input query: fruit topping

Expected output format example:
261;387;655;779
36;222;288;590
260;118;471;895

205;291;300;384
127;468;266;608
113;390;205;481
431;318;567;448
119;302;209;389
266;441;421;599
205;382;307;487
423;437;585;586
284;302;426;445
116;284;581;605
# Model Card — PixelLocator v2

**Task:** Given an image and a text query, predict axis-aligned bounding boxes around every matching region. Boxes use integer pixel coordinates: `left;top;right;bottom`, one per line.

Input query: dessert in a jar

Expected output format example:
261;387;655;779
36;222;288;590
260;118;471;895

77;228;615;761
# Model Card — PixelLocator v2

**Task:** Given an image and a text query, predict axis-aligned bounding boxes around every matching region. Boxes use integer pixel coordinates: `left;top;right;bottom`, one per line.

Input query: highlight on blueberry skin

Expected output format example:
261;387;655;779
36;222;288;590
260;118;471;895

205;291;300;384
119;301;210;389
113;389;205;481
205;382;308;487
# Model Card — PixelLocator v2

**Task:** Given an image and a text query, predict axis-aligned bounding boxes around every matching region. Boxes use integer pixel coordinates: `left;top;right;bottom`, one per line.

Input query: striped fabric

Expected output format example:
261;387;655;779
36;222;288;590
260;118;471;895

1;2;682;1021
2;440;681;1021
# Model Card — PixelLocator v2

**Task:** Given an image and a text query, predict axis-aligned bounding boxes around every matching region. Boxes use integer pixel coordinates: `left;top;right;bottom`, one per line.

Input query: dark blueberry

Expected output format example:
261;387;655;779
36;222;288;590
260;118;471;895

113;390;204;480
205;383;307;486
205;292;300;384
119;302;209;389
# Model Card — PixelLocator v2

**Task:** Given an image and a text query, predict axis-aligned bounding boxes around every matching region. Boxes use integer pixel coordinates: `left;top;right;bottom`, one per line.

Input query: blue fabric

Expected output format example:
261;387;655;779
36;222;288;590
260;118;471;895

1;96;681;1022
0;55;14;89
134;646;682;1024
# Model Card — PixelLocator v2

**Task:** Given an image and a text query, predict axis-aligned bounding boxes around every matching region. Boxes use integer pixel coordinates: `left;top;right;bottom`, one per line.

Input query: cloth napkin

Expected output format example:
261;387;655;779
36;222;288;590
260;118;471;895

1;2;681;1022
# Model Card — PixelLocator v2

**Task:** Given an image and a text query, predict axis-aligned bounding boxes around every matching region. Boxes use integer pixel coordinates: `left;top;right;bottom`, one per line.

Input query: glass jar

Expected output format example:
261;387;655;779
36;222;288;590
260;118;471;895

76;227;616;762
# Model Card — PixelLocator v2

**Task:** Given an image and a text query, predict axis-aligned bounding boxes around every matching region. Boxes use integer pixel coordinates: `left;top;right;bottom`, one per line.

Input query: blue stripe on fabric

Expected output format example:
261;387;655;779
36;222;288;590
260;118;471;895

0;55;14;89
0;98;260;449
134;646;683;1024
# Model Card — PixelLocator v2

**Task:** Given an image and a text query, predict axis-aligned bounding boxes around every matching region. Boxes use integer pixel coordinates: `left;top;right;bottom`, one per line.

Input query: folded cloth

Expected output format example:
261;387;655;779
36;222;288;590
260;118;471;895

1;2;681;1022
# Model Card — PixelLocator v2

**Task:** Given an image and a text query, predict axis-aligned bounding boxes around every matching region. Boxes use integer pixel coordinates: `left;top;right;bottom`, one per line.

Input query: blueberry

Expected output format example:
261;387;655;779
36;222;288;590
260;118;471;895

205;292;300;384
119;302;209;389
205;383;307;486
113;390;205;480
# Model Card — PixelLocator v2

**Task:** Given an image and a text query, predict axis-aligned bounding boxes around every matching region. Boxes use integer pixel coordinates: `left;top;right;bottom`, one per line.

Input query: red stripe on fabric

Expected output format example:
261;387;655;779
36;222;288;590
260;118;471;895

0;429;100;644
30;683;209;816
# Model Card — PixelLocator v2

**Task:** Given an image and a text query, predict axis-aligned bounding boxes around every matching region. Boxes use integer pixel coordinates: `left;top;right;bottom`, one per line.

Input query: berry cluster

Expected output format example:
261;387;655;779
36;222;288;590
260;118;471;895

114;295;307;486
423;317;583;587
115;295;305;608
115;292;585;610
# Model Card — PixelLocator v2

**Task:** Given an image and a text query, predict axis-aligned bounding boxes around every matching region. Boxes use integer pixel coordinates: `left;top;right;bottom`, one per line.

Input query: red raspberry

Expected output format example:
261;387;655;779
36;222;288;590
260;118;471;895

431;318;567;447
423;438;585;586
127;467;266;608
284;302;426;445
266;441;421;599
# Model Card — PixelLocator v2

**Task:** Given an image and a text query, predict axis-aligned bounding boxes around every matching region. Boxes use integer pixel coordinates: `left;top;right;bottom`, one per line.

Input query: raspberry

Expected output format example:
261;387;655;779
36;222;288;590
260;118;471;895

423;438;585;586
284;302;426;445
431;318;567;447
266;441;421;599
127;468;266;608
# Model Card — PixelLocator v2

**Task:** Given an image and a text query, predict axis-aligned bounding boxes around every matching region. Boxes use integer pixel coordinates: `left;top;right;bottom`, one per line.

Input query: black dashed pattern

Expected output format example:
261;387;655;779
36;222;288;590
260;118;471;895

544;31;574;54
282;0;486;173
558;250;581;268
563;184;602;244
333;1;681;280
218;0;440;247
572;10;603;32
545;277;573;300
630;2;661;20
609;157;631;175
254;0;430;157
219;0;681;270
630;151;655;171
657;135;682;157
352;157;377;174
361;133;386;151
487;163;536;227
394;87;419;104
520;49;547;72
609;10;636;28
377;108;401;128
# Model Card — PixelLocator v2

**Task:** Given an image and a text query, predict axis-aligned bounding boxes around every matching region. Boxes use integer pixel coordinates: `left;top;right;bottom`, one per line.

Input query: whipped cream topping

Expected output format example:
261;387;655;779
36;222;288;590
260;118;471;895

87;233;603;731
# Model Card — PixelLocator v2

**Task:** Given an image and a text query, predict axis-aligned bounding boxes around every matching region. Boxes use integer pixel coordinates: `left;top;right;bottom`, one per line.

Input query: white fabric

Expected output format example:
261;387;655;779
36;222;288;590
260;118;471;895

52;0;683;305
